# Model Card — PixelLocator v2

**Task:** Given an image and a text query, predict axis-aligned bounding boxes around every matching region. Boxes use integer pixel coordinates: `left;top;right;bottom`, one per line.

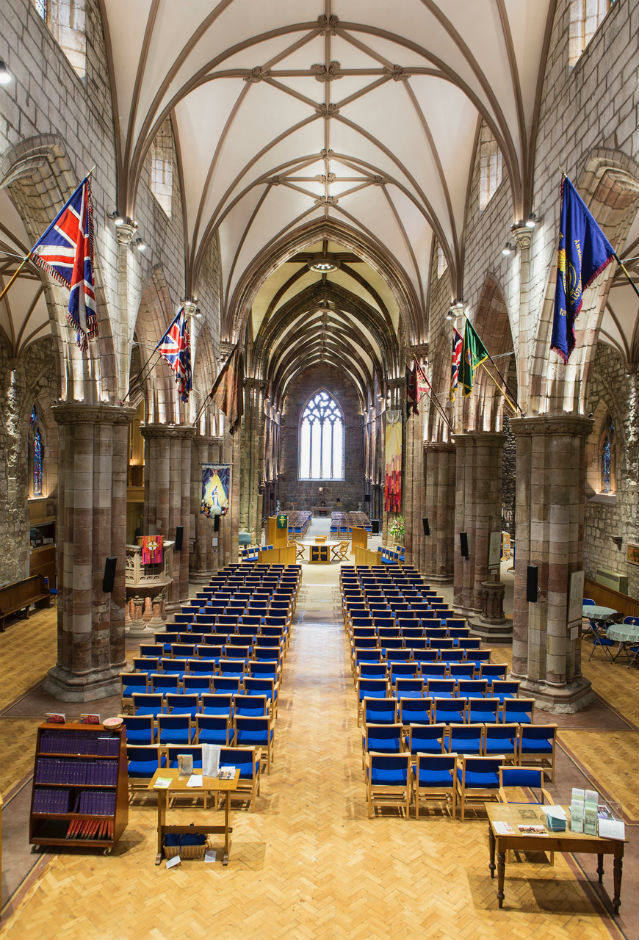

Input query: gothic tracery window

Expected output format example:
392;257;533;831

599;414;615;493
298;391;344;480
30;406;44;497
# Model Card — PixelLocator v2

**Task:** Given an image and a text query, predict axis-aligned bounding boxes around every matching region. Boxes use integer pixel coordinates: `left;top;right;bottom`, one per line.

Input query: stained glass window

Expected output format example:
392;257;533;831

299;391;344;480
600;416;615;493
33;429;43;496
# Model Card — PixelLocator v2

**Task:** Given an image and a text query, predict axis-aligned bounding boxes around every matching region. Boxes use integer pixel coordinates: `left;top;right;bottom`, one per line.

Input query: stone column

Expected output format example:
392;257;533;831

190;435;223;582
44;402;134;701
510;413;594;712
422;442;455;582
453;432;504;614
142;424;194;607
240;378;266;544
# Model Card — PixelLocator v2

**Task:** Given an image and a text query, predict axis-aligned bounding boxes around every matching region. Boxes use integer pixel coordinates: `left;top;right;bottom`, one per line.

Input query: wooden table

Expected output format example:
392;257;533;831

148;768;240;866
486;804;625;913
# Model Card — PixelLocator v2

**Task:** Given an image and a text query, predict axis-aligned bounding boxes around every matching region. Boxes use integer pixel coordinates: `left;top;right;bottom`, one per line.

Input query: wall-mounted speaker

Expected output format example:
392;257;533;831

459;532;469;558
364;494;371;503
371;519;380;535
526;565;539;603
213;515;220;532
422;517;430;536
175;526;184;551
102;556;117;593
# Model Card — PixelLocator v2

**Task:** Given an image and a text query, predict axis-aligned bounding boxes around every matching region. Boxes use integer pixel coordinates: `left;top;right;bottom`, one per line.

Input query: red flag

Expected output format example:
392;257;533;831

210;344;244;434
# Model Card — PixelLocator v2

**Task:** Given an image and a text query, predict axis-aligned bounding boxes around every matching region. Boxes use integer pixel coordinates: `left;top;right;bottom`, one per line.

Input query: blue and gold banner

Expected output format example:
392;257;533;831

551;176;615;362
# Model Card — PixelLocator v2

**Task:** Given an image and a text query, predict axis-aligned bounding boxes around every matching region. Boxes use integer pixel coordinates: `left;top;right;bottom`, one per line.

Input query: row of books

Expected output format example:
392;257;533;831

32;788;117;815
66;818;115;840
39;732;120;756
36;758;119;785
75;790;117;815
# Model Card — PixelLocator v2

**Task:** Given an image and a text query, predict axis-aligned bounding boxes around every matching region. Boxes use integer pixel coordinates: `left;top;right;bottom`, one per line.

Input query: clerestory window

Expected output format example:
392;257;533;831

298;391;344;480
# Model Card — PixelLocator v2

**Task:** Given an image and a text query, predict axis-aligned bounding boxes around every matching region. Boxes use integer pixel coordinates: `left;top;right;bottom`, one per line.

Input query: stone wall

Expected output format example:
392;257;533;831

584;343;639;599
0;335;60;587
278;364;365;513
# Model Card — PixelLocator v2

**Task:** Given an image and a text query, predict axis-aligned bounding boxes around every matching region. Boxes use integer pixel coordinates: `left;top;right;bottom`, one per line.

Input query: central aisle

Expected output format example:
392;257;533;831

0;559;616;940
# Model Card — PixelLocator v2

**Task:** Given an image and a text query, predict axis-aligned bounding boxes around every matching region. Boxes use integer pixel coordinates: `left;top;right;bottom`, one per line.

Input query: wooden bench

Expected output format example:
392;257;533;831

0;574;51;632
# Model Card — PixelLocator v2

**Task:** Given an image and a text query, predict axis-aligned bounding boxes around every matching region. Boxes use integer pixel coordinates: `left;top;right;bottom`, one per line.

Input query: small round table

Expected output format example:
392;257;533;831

606;622;639;663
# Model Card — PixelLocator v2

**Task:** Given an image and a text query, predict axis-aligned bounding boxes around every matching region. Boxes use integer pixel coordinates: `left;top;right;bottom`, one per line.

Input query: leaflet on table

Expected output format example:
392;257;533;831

598;818;625;840
153;776;172;789
186;774;203;787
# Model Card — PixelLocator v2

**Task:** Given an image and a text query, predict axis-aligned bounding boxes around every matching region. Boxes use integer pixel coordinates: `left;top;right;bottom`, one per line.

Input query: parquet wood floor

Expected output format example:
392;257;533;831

0;566;625;940
0;608;57;712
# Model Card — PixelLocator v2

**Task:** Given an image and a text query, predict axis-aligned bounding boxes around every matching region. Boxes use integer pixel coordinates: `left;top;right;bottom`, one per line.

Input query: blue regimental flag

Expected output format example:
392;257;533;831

551;176;615;362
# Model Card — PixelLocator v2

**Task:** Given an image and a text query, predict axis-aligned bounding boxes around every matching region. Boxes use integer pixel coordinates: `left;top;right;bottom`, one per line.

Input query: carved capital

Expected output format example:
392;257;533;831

52;401;136;426
511;224;532;251
141;423;196;440
510;412;593;439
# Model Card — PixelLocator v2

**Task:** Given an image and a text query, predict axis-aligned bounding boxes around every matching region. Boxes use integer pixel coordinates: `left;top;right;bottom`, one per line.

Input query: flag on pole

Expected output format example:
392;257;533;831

405;361;418;416
31;175;97;349
460;320;489;396
210;343;244;434
156;307;192;402
449;327;463;401
551;175;615;362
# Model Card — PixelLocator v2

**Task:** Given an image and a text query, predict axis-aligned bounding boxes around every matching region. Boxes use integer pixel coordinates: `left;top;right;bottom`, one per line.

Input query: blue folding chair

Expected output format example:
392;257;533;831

413;754;457;818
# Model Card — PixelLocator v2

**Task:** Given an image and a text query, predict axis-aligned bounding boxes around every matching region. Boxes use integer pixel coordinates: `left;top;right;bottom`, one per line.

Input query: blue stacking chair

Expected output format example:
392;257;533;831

518;725;557;782
233;694;268;718
195;714;231;746
157;714;192;745
126;744;162;793
455;755;504;820
490;680;520;702
122;715;155;744
420;663;448;680
131;692;164;717
161;658;188;679
457;678;487;698
358;663;387;681
213;676;243;695
406;723;446;755
399;697;432;727
363;697;398;726
133;657;160;676
412;648;438;664
498;766;553;806
244;677;278;717
394;678;425;701
150;673;180;696
172;643;196;659
200;693;234;717
448;723;483;755
431;697;466;725
121;672;148;700
426;679;456;700
196;645;224;664
183;673;212;696
413;754;457;818
234;716;274;773
366;753;411;818
484;723;519;762
449;663;475;681
249;660;280;684
166;745;202;771
362;723;403;767
165;693;199;717
466;697;500;724
479;662;507;681
502;698;535;725
458;637;481;650
139;643;163;658
218;746;261;810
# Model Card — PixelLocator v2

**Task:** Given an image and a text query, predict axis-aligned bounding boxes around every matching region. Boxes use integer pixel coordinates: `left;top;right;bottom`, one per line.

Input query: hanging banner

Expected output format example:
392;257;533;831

384;410;402;513
201;464;231;517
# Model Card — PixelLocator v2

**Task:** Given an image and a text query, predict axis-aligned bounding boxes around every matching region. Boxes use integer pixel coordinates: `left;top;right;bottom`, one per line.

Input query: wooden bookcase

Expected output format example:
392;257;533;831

29;722;129;854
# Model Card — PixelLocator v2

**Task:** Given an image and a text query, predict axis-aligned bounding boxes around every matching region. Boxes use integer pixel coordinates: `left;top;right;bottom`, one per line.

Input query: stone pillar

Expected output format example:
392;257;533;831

44;402;134;701
510;414;595;712
142;424;194;606
240;379;266;544
422;442;455;582
454;432;504;614
190;435;223;582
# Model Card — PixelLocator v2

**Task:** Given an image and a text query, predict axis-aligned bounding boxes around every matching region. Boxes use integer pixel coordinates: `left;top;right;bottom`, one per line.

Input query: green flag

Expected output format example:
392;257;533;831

460;320;489;396
276;513;288;529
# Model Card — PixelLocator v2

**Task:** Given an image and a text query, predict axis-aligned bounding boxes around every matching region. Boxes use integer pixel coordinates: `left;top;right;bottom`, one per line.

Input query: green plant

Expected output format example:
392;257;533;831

388;514;405;544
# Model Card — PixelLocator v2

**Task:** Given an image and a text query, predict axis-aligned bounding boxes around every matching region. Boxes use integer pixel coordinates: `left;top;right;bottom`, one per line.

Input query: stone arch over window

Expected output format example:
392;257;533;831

150;119;174;218
298;390;344;481
586;399;620;498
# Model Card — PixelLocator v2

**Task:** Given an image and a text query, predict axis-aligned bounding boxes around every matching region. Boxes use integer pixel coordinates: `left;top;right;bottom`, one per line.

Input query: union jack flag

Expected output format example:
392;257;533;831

31;176;97;350
450;326;463;401
156;307;192;402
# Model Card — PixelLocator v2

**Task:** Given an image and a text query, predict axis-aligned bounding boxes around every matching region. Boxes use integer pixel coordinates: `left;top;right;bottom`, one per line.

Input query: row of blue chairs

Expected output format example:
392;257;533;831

362;722;556;778
124;671;280;702
361;694;533;727
366;755;553;820
353;652;497;676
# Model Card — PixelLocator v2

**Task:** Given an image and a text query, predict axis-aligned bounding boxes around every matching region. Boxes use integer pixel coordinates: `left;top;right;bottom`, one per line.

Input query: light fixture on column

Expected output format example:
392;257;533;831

502;241;516;257
447;299;465;320
133;237;147;252
0;60;13;85
525;213;539;229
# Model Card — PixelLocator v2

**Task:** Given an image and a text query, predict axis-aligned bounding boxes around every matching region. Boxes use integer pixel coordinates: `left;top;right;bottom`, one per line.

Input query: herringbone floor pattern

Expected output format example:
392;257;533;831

0;568;624;939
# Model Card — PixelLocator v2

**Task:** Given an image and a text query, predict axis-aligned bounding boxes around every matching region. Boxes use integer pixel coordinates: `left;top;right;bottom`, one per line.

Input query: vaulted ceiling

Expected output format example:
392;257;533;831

101;0;558;375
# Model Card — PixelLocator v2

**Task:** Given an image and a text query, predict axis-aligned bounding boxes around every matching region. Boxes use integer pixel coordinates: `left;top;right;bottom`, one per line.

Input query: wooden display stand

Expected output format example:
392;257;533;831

354;547;380;566
29;722;129;854
351;527;368;551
